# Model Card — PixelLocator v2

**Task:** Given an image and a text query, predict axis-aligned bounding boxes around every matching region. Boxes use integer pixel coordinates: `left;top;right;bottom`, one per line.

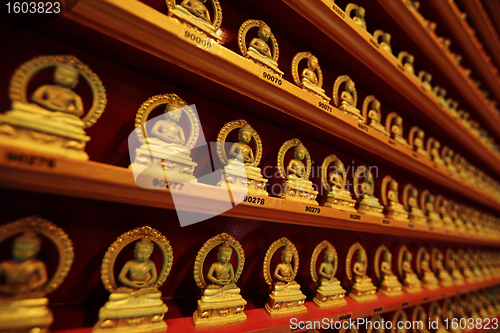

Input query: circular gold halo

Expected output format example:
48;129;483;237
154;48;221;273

416;246;428;276
134;93;200;149
0;216;74;296
263;237;299;286
397;245;410;278
381;175;393;207
193;233;244;289
411;305;426;333
9;55;107;129
384;112;399;135
277;138;312;180
374;244;390;280
420;189;430;214
238;19;279;62
216;119;262;167
402;183;416;211
101;226;173;293
391;309;408;333
310;240;338;283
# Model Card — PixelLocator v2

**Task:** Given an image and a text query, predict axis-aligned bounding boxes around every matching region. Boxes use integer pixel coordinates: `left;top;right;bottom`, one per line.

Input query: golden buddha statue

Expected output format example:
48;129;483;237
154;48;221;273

409;127;430;158
433;86;448;106
398;52;416;75
238;20;283;76
354;166;384;217
193;234;246;327
346;242;377;302
435;196;455;230
417;247;439;290
264;238;306;316
130;94;199;186
321;155;357;211
421;190;443;228
94;226;172;332
412;306;431;333
311;241;347;308
446;99;459;118
167;0;222;40
446;249;464;285
385;113;411;148
0;56;106;160
217;120;268;196
429;302;450;333
381;176;409;222
0;217;74;333
402;184;427;225
427;138;445;167
375;245;402;297
278;139;318;204
346;4;367;31
362;96;389;135
418;71;433;93
374;30;393;54
292;52;330;102
432;249;454;287
334;75;364;121
442;146;458;174
468;251;484;282
398;246;422;293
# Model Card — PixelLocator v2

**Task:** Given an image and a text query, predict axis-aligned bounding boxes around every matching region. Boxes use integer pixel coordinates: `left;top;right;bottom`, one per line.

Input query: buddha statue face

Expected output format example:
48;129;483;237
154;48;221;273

217;243;233;264
238;126;252;144
390;180;398;192
395;116;403;126
404;251;412;262
383;33;391;44
294;145;306;160
308;56;319;70
346;79;355;92
407;55;414;64
258;25;271;41
281;249;293;264
383;251;392;263
357;251;366;264
13;232;41;263
324;249;335;263
134;238;154;263
54;64;79;89
357;7;365;18
417;130;424;140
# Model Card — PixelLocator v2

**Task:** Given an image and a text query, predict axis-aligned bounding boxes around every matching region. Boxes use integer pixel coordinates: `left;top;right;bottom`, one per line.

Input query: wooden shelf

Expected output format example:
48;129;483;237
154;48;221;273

456;0;500;76
1;144;499;246
376;0;500;140
280;0;500;178
55;0;500;211
427;0;500;105
52;277;500;333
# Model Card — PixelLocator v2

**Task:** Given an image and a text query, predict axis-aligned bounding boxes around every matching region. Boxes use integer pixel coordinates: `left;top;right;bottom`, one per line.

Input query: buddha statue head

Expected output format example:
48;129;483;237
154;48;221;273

54;64;79;89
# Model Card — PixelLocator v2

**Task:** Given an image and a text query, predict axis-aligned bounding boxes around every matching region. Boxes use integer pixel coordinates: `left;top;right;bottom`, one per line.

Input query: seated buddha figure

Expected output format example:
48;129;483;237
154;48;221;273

318;247;341;290
429;139;445;167
287;144;307;181
407;187;426;224
351;251;377;298
226;124;263;180
353;7;367;31
272;245;301;294
378;251;402;296
419;251;439;289
0;232;48;297
110;238;161;302
170;0;219;37
433;251;453;287
300;56;329;101
447;251;464;285
384;178;409;221
424;194;442;227
379;32;392;54
248;24;281;74
418;71;433;93
367;99;388;135
389;116;410;147
202;242;241;299
339;79;363;120
443;148;457;173
401;251;422;293
412;128;429;158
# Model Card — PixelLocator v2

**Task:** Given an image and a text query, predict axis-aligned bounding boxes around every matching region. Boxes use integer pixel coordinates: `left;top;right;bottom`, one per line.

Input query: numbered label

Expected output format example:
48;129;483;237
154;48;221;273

182;30;213;50
318;101;333;113
357;123;369;132
305;206;321;214
6;152;56;168
331;4;345;19
350;214;361;220
382;219;391;225
243;195;265;205
262;71;282;86
153;178;184;190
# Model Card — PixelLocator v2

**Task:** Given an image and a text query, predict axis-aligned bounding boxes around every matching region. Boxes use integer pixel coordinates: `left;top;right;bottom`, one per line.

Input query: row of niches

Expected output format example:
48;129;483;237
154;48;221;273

299;292;500;333
142;0;500;197
1;217;498;332
1;52;500;234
